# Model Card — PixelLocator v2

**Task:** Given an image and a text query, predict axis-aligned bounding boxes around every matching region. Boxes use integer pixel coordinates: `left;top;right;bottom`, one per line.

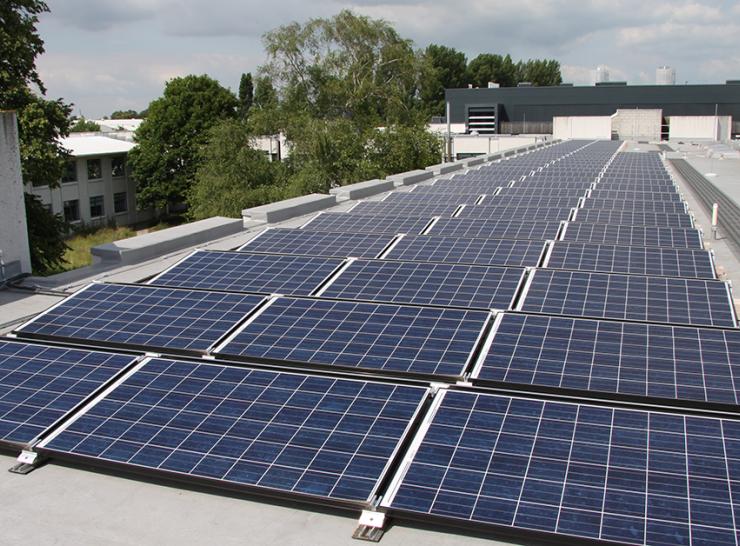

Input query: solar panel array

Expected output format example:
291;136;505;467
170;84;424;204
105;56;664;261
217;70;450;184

7;139;740;545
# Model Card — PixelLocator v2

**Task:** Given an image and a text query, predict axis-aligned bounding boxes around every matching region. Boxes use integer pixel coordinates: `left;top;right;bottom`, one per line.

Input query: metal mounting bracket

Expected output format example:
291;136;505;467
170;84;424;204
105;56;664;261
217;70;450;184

352;510;386;542
9;450;41;475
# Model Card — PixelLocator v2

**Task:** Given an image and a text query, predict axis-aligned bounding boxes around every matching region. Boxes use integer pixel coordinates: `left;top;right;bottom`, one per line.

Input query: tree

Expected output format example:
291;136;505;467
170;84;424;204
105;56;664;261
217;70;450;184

253;75;278;110
261;10;420;125
368;125;442;175
467;53;519;88
189;119;283;219
70;117;101;132
110;109;140;119
128;74;238;212
517;59;562;86
238;73;254;117
420;44;467;117
1;1;71;274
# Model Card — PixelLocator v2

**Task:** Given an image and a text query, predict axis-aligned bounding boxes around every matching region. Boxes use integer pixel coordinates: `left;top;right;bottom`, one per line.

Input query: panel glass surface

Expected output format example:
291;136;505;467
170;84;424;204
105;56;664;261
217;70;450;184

0;340;137;446
428;219;561;241
520;270;735;328
383;390;740;546
17;284;265;352
302;213;433;235
216;297;490;377
562;223;703;249
150;251;343;296
40;358;428;503
238;229;395;259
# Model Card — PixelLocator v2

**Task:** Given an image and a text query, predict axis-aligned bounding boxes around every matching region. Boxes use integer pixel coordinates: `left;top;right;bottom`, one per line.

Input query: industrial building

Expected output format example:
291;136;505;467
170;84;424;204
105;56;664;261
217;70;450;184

445;82;740;138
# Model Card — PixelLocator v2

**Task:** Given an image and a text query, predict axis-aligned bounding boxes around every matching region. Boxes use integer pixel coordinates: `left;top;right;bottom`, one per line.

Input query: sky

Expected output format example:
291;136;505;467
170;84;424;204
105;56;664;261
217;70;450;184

36;0;740;118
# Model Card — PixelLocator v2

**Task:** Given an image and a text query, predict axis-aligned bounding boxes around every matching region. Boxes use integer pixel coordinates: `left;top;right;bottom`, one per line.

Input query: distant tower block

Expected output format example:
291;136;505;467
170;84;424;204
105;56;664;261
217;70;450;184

591;65;610;85
656;66;676;85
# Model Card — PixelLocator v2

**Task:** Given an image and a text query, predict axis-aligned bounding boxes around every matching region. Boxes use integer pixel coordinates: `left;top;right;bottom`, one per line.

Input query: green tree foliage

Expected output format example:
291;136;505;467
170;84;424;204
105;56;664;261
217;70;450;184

189;119;283;219
253;76;277;109
128;74;238;211
1;1;71;274
367;125;442;175
0;0;48;99
24;193;68;273
69;117;101;132
262;10;419;125
238;72;254;118
110;109;140;119
516;59;562;86
420;44;467;117
467;53;519;88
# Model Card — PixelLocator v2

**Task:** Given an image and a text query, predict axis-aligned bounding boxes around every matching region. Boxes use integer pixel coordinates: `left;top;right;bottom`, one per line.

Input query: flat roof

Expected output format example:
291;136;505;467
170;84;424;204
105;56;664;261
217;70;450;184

60;134;135;157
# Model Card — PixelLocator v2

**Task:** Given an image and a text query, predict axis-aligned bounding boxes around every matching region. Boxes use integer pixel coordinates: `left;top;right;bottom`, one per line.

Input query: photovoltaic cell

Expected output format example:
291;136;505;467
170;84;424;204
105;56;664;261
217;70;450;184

321;260;525;310
546;241;716;279
38;358;429;504
455;206;573;222
562;223;703;249
149;251;343;296
382;390;740;546
574;209;693;228
16;283;266;352
519;269;736;328
383;235;546;268
302;213;433;235
349;201;462;217
428;218;561;241
473;313;740;405
582;199;686;213
0;340;137;447
216;297;490;377
238;229;395;259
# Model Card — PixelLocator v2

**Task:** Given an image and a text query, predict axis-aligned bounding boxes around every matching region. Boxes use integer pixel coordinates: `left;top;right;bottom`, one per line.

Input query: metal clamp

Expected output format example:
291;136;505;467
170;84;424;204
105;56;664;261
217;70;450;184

352;510;386;542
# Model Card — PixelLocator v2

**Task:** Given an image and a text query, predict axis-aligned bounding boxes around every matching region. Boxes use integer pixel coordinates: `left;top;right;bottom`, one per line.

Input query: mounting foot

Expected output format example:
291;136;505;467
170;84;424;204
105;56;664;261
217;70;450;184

352;510;386;542
9;450;41;475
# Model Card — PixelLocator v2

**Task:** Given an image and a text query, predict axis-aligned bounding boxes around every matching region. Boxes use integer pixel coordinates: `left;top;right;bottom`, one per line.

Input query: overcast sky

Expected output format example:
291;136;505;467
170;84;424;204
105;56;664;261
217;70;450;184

37;0;740;118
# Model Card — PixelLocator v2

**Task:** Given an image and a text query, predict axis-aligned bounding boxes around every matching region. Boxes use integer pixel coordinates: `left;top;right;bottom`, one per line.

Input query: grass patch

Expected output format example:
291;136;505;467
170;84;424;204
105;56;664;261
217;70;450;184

58;226;137;272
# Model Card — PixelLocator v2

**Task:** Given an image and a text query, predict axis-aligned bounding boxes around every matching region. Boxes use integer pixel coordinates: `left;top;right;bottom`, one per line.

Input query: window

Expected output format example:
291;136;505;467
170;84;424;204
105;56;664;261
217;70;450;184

90;195;104;218
114;192;127;213
111;156;125;178
61;160;77;183
63;199;80;222
87;158;102;180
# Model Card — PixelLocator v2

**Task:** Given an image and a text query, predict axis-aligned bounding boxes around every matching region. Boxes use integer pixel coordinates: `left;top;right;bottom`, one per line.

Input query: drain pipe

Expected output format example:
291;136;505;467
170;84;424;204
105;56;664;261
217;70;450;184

0;249;6;287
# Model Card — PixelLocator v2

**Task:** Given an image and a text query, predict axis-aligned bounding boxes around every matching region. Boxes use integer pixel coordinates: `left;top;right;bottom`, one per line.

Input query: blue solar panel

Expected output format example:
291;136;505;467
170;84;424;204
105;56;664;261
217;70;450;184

16;283;266;352
428;218;562;241
382;390;740;546
321;260;525;310
302;213;433;235
583;199;686;213
545;241;717;279
0;340;137;447
215;297;490;377
349;201;462;217
590;189;682;202
383;235;546;268
562;223;703;249
480;196;583;208
574;209;693;228
149;251;343;296
384;192;484;205
519;269;736;328
238;229;395;259
455;206;573;221
38;358;429;504
473;313;740;406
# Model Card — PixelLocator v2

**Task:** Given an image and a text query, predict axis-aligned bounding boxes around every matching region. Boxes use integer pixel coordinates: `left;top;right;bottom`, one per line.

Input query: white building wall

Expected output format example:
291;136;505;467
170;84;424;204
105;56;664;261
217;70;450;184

553;116;612;140
611;109;662;141
0;112;32;277
669;116;732;141
451;135;540;159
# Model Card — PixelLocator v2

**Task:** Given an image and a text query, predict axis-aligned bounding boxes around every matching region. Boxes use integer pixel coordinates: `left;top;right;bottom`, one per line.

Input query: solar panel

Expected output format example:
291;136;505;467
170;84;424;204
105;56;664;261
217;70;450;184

383;235;546;268
0;340;137;447
238;229;395;259
562;223;703;249
574;209;693;229
215;297;490;378
590;189;682;202
302;213;433;235
480;195;582;208
582;199;687;213
382;389;740;546
545;241;717;279
148;251;343;296
16;283;266;353
518;269;736;328
384;192;484;205
428;218;562;241
455;206;573;221
320;260;525;310
349;201;463;217
473;313;740;406
37;358;429;504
